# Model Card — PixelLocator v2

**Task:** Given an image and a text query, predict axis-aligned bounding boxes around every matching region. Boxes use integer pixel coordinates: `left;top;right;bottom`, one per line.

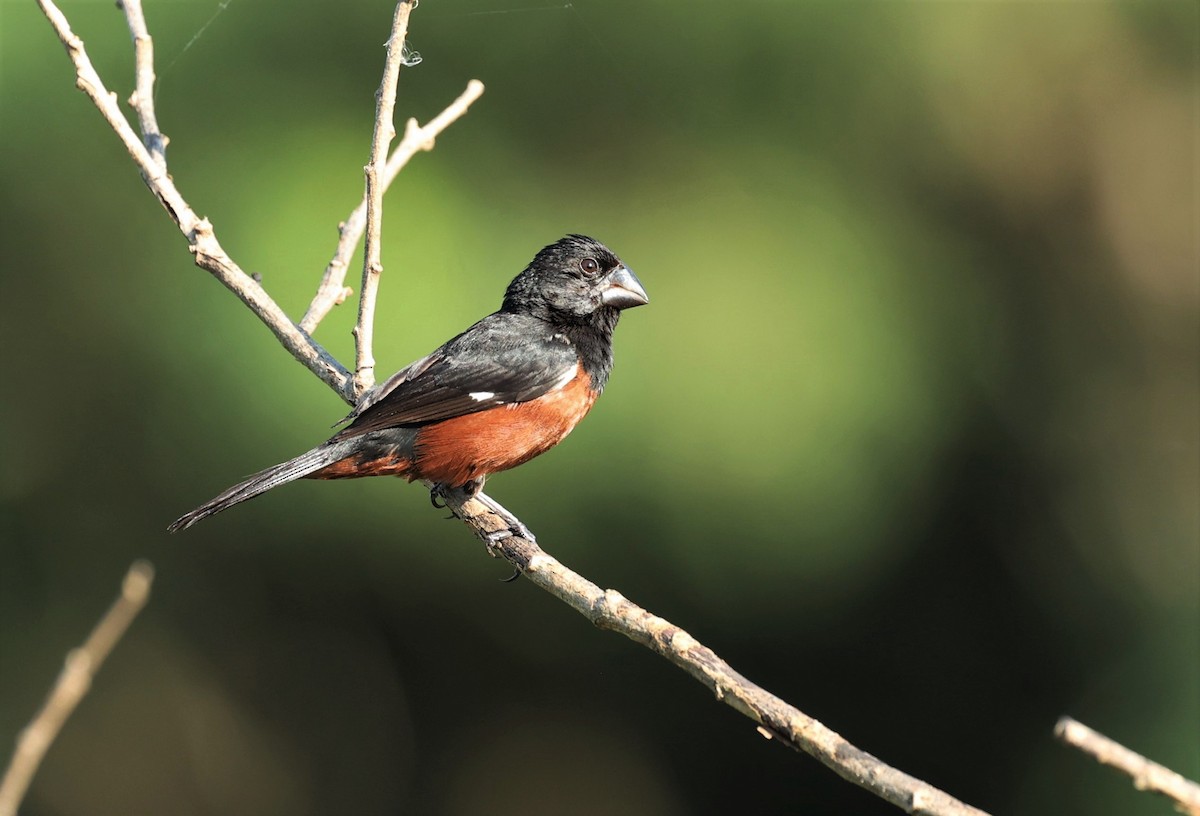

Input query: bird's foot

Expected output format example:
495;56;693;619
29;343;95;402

473;495;537;545
431;482;537;550
480;527;527;583
480;519;537;545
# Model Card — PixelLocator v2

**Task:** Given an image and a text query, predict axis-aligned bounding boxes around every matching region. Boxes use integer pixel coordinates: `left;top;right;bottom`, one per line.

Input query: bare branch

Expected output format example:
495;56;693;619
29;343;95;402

439;490;991;816
301;79;485;335
117;0;166;165
36;0;354;402
353;0;418;397
1055;717;1200;815
0;562;155;816
38;0;158;179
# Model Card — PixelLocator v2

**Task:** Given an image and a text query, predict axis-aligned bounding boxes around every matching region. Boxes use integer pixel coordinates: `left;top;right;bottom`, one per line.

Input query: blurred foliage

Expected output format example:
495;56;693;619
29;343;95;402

1;1;1197;815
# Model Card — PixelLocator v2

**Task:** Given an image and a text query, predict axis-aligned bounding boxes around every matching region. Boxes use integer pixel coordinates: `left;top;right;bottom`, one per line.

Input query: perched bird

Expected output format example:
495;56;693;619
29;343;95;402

168;235;648;540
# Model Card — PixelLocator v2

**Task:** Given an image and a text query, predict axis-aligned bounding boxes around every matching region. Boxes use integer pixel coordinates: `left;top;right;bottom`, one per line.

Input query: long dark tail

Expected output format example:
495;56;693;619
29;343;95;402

168;440;357;532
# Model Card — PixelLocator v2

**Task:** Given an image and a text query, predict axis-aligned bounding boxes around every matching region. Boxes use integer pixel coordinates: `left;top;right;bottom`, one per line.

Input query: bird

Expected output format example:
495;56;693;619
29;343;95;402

168;234;648;541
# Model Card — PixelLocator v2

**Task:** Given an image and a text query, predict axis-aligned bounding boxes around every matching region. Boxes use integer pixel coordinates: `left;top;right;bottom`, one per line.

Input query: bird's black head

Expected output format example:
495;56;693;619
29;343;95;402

502;235;648;327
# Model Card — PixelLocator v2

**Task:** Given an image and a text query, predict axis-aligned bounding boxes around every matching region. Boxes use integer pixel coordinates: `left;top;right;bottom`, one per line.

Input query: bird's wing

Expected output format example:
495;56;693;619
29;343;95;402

334;314;579;439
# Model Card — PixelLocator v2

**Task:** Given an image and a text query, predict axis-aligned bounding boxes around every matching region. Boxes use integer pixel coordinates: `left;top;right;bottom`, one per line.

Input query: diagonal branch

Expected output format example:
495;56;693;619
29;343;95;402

0;562;154;816
1055;717;1200;815
300;79;485;336
437;491;992;816
353;0;417;397
37;0;354;401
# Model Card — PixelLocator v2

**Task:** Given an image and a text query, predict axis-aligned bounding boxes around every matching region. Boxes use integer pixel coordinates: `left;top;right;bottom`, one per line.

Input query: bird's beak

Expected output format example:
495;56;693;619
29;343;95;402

600;265;649;309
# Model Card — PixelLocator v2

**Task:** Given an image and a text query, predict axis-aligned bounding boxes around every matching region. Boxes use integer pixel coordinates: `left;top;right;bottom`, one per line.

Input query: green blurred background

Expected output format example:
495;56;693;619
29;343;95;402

1;1;1196;814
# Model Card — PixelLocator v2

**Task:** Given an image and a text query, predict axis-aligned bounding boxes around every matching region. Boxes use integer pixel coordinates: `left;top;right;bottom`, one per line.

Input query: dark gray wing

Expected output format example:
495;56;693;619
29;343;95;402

334;313;578;439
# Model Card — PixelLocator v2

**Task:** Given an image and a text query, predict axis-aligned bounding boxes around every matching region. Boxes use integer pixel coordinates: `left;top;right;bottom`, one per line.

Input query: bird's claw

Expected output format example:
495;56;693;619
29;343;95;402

487;518;540;544
512;521;536;543
480;529;526;583
483;527;513;545
484;524;532;541
482;521;535;548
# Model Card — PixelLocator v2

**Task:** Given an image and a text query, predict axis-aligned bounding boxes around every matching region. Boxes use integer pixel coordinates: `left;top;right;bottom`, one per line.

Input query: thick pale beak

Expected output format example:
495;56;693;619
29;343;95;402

600;265;649;309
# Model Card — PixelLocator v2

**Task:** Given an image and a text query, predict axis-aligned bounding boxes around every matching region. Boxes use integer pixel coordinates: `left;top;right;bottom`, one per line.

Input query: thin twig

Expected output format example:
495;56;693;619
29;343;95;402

117;0;166;165
300;79;485;335
37;0;354;401
438;490;991;816
0;561;155;816
353;0;417;397
1055;717;1200;815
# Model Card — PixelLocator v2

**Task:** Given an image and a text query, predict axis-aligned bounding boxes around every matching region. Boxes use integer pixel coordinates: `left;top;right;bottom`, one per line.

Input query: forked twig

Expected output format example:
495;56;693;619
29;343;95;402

301;79;485;335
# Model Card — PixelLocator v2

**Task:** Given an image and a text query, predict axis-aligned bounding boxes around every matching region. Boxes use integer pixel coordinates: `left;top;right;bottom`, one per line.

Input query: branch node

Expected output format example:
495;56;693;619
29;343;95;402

592;589;627;629
62;648;93;681
670;630;698;652
526;552;554;573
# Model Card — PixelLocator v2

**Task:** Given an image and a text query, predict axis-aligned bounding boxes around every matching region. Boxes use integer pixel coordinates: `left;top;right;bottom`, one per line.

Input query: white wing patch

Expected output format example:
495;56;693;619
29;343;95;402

549;364;577;392
469;391;497;401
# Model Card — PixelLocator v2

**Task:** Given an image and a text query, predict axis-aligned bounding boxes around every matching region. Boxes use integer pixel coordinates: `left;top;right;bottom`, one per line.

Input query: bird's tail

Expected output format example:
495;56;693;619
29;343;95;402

168;440;356;532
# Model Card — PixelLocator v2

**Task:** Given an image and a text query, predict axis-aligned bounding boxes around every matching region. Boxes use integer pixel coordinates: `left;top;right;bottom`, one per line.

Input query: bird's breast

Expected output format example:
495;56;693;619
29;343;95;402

411;362;598;487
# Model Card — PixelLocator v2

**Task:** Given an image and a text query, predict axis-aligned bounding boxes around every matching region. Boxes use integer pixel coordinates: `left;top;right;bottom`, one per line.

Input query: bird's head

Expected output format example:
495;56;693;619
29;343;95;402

502;235;648;325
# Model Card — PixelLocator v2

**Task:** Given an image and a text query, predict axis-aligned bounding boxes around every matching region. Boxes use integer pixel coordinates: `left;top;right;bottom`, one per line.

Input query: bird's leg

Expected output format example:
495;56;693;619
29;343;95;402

428;483;460;519
430;479;500;529
470;488;531;582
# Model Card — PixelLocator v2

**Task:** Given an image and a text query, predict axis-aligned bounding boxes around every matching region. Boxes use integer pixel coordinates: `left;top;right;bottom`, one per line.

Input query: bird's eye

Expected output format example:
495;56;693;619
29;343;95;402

580;257;601;277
